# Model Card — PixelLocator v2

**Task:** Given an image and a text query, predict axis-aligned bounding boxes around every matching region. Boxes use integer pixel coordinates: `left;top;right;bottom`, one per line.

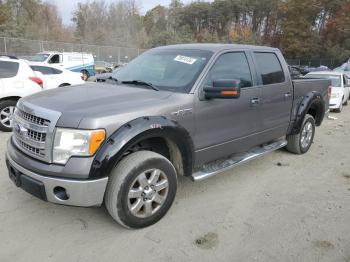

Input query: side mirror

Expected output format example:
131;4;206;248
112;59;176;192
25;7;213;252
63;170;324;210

204;79;241;99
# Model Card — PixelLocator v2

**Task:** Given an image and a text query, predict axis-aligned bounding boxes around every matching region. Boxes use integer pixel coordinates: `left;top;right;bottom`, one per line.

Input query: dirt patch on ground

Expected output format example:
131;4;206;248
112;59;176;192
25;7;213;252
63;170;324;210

342;173;350;179
312;240;335;250
195;232;218;250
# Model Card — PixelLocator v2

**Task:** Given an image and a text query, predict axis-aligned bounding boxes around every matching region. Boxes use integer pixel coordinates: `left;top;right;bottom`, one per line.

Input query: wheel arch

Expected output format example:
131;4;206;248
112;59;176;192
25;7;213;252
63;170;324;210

58;83;71;87
89;116;194;179
0;96;21;103
289;91;325;135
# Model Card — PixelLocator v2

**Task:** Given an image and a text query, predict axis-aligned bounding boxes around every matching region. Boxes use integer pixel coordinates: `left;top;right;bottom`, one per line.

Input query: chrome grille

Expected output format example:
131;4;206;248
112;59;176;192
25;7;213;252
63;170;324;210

12;103;61;163
17;109;50;126
27;130;46;142
17;140;45;157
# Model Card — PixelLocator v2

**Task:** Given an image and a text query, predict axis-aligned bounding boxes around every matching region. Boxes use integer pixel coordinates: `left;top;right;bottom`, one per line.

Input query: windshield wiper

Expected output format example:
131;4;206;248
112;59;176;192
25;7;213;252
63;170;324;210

122;80;159;91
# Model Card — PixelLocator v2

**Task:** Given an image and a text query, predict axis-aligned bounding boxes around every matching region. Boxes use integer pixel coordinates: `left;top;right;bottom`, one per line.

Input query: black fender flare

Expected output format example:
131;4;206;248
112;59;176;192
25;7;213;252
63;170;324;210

89;116;194;179
289;91;325;135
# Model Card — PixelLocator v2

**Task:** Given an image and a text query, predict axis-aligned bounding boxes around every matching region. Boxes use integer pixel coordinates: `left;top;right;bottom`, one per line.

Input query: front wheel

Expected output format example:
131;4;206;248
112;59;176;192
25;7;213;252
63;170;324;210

286;114;315;155
105;151;177;229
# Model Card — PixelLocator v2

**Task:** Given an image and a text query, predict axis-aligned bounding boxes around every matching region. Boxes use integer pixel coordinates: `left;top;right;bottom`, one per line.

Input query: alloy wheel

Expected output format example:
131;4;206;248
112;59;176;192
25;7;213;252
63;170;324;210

0;106;15;128
127;169;169;218
300;121;313;149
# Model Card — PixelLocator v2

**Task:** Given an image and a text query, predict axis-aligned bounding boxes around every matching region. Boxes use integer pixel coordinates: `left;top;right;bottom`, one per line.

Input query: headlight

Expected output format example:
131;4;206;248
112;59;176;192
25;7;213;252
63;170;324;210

53;128;105;164
331;93;340;98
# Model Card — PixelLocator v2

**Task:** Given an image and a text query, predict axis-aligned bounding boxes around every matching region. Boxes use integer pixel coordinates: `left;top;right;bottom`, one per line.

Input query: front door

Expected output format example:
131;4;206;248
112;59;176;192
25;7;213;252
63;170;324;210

194;51;263;165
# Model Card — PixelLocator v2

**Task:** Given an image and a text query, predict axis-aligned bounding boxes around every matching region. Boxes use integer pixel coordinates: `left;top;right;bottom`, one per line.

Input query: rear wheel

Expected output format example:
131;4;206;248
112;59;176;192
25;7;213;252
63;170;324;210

0;100;17;132
105;151;177;229
286;114;315;155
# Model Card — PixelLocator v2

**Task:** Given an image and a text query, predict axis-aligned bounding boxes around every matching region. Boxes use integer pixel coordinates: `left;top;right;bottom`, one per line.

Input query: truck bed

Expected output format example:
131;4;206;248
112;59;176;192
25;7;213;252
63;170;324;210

290;78;330;123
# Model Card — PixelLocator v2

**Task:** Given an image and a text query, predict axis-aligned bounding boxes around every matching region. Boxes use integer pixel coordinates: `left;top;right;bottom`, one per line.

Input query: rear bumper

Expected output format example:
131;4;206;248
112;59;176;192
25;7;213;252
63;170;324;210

6;152;108;207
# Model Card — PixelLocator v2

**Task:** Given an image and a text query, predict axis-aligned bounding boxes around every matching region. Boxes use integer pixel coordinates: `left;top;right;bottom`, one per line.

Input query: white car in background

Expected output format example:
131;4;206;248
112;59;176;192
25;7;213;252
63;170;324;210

29;63;85;89
305;71;350;112
29;52;94;80
0;57;43;131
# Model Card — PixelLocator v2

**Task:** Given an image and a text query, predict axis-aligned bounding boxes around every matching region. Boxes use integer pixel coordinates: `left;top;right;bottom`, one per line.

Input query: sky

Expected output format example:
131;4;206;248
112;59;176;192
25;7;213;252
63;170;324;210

51;0;195;25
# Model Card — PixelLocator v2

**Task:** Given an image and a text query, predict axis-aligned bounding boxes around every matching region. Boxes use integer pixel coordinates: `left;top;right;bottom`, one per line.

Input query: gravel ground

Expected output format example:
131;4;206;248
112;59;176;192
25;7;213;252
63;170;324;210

0;108;349;262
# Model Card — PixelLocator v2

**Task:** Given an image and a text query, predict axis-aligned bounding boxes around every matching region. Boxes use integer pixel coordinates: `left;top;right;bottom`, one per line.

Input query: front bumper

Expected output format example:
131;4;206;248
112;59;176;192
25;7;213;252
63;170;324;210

6;152;108;207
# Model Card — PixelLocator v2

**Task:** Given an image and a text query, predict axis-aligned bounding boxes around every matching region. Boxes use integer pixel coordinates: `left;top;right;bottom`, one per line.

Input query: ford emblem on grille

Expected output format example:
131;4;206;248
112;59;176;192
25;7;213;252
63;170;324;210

15;123;28;137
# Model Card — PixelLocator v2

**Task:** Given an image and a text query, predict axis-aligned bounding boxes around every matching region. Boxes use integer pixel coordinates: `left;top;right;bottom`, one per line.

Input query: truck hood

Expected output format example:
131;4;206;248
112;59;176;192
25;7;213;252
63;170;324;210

21;82;174;129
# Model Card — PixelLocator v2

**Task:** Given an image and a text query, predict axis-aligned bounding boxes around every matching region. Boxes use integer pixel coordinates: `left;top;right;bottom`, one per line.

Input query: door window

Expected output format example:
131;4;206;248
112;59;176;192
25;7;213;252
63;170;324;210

0;61;19;78
31;65;53;75
49;54;60;64
205;52;253;88
254;52;285;85
30;66;63;75
51;68;63;74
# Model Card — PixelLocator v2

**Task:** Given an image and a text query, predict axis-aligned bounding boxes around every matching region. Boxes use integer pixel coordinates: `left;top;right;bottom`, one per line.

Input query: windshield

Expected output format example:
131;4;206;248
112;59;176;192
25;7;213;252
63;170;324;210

305;74;341;87
29;53;50;62
112;49;213;93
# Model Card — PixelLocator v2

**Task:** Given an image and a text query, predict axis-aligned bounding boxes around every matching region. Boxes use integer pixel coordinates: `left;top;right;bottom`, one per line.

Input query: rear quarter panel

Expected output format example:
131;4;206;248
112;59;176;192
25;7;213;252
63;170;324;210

291;78;330;122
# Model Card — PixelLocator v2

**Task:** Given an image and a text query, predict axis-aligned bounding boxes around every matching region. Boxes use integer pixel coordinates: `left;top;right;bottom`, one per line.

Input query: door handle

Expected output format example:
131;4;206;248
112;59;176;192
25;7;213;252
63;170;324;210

284;92;292;99
250;97;260;106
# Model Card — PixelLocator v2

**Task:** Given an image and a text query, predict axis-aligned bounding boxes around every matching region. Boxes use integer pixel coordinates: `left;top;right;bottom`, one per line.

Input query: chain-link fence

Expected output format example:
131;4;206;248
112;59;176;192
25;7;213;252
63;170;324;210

0;37;146;64
1;37;346;69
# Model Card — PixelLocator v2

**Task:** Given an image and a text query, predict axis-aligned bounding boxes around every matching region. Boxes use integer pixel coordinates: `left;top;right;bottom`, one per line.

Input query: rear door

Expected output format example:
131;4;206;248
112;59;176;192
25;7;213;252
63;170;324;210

253;52;293;137
0;60;21;95
194;51;263;164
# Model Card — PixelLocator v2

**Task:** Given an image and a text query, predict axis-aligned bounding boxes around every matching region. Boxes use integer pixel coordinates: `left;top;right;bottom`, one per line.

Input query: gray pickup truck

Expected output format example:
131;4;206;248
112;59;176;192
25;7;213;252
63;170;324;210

5;44;330;228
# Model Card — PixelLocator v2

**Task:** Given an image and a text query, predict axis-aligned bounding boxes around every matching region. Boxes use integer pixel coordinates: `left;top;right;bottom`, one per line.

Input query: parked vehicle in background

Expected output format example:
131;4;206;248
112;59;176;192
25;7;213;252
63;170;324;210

305;71;350;112
6;44;330;229
289;65;303;79
333;62;350;77
88;66;124;82
29;64;85;89
94;61;114;74
298;65;331;75
29;52;95;80
0;57;43;131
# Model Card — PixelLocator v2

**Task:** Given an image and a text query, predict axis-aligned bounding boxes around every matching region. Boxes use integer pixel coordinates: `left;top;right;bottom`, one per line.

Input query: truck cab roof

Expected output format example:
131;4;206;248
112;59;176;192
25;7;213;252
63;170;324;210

154;43;280;52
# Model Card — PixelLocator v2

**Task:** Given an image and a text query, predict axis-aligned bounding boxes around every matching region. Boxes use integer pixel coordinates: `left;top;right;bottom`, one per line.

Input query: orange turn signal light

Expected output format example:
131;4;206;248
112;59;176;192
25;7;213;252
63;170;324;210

220;90;238;96
89;130;105;155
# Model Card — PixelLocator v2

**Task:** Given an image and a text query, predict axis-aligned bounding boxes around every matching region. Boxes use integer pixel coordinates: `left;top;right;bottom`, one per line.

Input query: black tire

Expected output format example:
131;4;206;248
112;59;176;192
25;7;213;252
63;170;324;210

286;114;315;155
80;70;89;81
105;151;177;229
0;100;17;132
344;99;348;106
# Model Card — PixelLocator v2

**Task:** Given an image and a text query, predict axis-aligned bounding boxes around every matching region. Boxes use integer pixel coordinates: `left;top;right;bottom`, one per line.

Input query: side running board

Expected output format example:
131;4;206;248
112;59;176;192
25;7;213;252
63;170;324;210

191;139;288;181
